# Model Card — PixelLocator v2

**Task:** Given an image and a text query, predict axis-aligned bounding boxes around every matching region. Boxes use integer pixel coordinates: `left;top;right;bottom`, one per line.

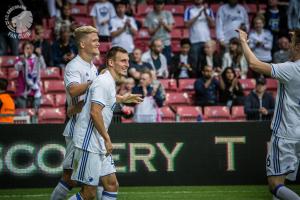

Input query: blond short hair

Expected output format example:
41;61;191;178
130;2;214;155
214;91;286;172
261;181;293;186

74;26;98;47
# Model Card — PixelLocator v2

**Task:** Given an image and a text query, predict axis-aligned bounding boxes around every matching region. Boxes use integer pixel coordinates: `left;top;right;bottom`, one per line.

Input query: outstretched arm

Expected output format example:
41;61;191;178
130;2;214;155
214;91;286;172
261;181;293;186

236;29;271;76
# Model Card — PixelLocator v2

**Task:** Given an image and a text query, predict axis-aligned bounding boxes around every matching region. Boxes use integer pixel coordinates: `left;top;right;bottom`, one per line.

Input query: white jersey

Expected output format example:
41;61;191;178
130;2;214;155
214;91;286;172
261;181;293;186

63;55;98;138
271;60;300;140
184;5;214;44
90;2;116;36
216;4;249;44
73;70;116;154
249;29;273;62
109;15;137;53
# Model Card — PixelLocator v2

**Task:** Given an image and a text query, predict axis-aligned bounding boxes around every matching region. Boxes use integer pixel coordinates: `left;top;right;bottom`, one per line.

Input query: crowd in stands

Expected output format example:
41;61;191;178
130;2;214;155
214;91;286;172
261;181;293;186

0;0;298;123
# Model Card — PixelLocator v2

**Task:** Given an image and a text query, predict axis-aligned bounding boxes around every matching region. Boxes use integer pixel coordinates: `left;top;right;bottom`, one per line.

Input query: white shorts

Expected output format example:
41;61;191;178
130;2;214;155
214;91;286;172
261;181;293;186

62;136;75;170
71;147;116;186
266;135;300;181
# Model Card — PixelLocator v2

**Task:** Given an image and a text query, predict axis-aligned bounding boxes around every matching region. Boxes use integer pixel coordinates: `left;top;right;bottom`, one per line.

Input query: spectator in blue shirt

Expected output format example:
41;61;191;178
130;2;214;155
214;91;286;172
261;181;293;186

194;65;220;106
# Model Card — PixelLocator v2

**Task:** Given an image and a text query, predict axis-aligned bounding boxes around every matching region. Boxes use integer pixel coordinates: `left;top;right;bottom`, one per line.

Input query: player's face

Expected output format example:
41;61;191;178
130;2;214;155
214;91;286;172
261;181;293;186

113;52;129;77
83;32;100;56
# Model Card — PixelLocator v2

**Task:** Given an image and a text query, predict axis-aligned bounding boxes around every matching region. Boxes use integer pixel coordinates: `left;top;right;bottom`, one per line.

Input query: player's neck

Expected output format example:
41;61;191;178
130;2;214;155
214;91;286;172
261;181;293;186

79;51;94;64
108;68;122;83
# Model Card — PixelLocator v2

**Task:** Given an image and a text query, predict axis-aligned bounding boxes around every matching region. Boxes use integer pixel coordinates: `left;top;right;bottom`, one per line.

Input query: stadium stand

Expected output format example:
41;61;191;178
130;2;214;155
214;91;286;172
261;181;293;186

160;106;176;122
38;107;66;123
203;106;231;122
176;106;202;122
43;80;65;93
231;106;246;121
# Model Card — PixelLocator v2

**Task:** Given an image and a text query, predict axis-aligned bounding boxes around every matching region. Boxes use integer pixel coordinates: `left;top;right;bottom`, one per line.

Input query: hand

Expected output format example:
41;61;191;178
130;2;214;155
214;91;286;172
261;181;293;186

236;29;248;43
120;93;143;104
125;19;131;27
105;137;113;155
259;107;268;115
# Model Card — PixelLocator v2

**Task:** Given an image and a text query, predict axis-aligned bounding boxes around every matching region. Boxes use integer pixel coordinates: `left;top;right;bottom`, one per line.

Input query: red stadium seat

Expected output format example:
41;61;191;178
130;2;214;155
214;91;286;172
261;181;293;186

55;93;66;107
176;106;202;122
44;80;65;93
38;107;66;123
135;28;150;40
0;56;17;67
266;78;277;91
171;29;182;39
40;67;61;80
171;40;181;54
231;106;246;121
246;3;257;14
159;79;177;92
40;94;56;107
71;4;88;16
239;78;256;91
136;5;153;16
178;79;196;92
0;68;7;79
203;106;231;121
99;42;111;53
165;92;191;106
164;5;184;16
15;108;36;117
74;16;93;26
174;16;184;28
7;68;18;80
159;106;176;122
182;29;189;38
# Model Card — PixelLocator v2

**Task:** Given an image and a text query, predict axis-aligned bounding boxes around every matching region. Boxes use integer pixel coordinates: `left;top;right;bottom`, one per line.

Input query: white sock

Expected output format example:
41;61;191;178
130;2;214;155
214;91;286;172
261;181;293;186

274;184;300;200
50;180;72;200
102;191;117;200
68;192;83;200
96;186;104;200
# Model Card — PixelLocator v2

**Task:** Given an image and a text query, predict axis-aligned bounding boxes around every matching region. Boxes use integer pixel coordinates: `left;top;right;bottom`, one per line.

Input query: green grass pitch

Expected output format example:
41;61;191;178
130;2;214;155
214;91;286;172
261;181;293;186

1;185;300;200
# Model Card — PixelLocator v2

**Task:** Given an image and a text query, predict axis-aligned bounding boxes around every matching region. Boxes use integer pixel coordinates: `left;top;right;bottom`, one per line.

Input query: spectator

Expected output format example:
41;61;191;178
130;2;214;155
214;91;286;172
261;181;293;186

150;70;166;104
219;67;244;107
90;0;116;41
216;0;249;48
144;0;174;65
14;41;46;109
0;78;15;124
47;0;63;18
55;3;75;39
249;15;273;63
244;77;275;121
287;0;300;30
170;38;195;79
128;48;152;81
141;38;168;78
52;27;77;68
222;37;248;79
33;25;53;66
184;0;215;66
264;0;288;53
118;77;135;96
194;65;220;106
132;70;164;122
273;36;291;63
68;0;89;4
110;0;138;53
197;39;222;78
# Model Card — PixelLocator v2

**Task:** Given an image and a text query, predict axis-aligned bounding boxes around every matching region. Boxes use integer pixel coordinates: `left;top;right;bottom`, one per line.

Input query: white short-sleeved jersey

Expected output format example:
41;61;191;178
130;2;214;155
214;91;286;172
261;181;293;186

271;60;300;140
184;5;214;44
63;55;98;138
73;70;116;154
109;15;137;53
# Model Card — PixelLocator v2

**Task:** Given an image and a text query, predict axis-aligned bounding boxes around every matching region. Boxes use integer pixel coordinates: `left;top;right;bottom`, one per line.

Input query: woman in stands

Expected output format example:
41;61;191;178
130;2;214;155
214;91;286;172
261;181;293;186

219;67;244;107
14;41;46;110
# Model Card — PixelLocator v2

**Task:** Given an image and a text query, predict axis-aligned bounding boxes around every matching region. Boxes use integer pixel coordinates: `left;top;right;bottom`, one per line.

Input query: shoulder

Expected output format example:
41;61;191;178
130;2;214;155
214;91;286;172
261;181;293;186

236;4;247;12
65;57;79;72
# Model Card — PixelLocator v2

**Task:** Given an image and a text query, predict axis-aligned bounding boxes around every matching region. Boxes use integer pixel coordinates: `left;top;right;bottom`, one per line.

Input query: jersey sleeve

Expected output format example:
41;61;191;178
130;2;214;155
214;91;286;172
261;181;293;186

271;62;296;83
90;5;96;17
109;18;118;33
64;67;81;88
90;80;108;107
184;7;191;21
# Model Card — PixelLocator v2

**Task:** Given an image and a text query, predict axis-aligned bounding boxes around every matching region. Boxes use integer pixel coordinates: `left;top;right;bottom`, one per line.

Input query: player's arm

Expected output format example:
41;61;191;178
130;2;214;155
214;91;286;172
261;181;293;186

67;100;84;117
116;94;143;104
67;81;92;98
236;29;271;77
90;103;113;154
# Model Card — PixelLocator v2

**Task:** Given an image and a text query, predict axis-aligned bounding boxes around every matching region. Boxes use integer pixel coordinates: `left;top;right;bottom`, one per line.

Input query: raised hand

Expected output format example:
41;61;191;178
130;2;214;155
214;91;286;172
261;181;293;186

236;29;248;43
119;93;143;104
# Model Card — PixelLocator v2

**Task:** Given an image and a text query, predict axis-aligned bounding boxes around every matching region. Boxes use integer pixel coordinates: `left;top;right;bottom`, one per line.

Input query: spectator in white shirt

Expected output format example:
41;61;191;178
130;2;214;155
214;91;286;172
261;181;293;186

109;0;138;53
216;0;249;47
90;0;116;41
184;0;215;68
249;15;273;63
141;38;168;78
